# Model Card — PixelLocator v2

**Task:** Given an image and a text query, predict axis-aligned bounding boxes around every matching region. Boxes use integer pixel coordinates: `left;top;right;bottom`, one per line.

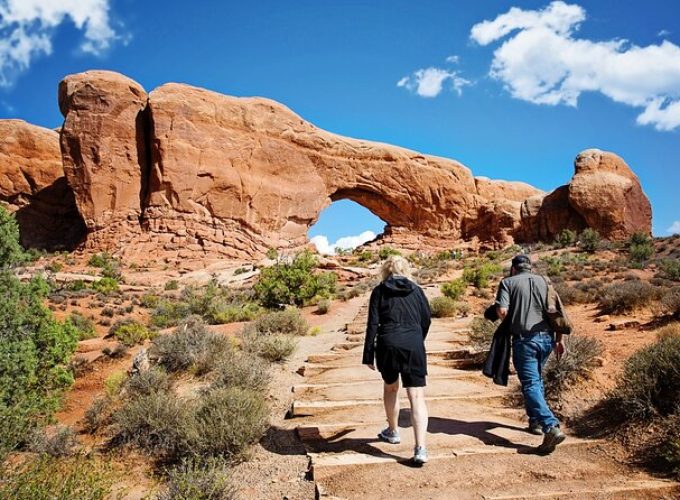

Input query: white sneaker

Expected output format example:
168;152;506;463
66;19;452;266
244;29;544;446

377;427;401;444
413;446;428;465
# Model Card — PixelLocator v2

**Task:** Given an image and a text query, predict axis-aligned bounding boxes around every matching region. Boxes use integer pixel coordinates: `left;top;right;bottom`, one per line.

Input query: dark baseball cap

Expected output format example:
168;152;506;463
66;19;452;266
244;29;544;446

511;254;532;268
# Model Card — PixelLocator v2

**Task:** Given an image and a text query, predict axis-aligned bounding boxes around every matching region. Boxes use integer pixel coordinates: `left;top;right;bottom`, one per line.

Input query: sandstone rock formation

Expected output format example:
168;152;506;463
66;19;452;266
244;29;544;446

0;70;653;260
568;149;652;240
59;70;149;232
0;120;85;249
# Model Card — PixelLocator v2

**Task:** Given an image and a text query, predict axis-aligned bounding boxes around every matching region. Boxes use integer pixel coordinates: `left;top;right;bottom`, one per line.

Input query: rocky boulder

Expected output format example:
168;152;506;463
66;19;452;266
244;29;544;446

0;120;85;249
568;149;652;240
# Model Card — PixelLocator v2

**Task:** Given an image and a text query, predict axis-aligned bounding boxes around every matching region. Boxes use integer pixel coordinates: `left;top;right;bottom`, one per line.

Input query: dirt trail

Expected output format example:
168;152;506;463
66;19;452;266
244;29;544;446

289;286;679;499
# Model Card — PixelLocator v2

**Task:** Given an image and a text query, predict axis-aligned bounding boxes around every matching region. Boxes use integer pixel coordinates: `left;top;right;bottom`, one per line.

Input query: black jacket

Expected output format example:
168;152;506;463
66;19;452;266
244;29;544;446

482;304;512;386
362;276;431;376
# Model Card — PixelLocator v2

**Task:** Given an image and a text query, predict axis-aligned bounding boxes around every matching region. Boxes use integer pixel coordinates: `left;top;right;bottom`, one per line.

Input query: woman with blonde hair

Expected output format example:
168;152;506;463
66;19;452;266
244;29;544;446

363;254;431;465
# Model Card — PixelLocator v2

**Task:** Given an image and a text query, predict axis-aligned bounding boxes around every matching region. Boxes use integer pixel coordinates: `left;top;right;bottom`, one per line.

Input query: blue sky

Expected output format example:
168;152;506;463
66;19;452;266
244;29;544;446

1;1;679;252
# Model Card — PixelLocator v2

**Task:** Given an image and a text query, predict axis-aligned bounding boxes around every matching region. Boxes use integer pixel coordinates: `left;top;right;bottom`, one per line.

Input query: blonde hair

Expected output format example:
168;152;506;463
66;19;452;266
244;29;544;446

380;255;413;282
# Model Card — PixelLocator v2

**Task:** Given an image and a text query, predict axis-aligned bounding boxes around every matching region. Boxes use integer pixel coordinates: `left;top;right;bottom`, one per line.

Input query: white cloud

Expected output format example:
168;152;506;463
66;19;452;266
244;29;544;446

658;29;671;38
310;230;377;255
470;1;680;131
445;55;460;64
398;67;470;98
0;0;121;86
667;221;680;234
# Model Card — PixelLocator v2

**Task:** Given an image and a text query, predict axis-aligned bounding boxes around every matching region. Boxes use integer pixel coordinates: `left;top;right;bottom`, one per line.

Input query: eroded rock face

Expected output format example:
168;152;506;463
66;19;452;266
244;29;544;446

144;83;480;257
59;70;149;232
0;120;85;249
568;149;652;240
47;70;653;260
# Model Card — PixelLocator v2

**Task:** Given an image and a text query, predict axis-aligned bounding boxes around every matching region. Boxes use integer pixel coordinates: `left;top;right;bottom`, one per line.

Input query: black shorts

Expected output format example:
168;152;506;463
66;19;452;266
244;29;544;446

380;369;426;388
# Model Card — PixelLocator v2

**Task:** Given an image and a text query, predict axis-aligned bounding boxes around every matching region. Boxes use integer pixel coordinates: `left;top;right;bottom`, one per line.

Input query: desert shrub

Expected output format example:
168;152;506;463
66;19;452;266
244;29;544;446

84;396;113;433
46;261;63;273
0;455;114;500
462;262;502;289
88;252;121;280
469;317;498;351
68;312;96;340
0;206;26;268
662;287;680;317
441;278;466;300
254;250;337;307
212;351;270;392
158;458;235;500
192;387;269;459
242;326;297;362
355;250;375;263
104;371;127;397
165;279;180;291
266;248;278;260
151;299;191;328
458;302;471;316
151;317;231;375
254;308;308;336
543;336;603;401
28;425;78;457
124;368;172;398
378;246;401;259
208;301;261;325
316;298;331;315
629;242;655;265
598;281;662;314
114;391;196;460
109;319;152;346
140;293;161;308
556;229;577;248
430;296;458;318
0;272;78;458
611;331;680;420
93;277;119;294
578;228;601;253
658;259;680;281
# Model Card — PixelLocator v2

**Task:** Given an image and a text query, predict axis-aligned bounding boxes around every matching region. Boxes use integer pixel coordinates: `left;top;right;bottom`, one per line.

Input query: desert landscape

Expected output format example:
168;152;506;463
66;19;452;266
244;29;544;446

0;66;678;499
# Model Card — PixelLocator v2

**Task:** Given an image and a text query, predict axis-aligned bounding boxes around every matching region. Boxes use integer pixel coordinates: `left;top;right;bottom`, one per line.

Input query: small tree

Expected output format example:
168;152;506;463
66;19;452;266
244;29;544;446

579;228;601;253
441;279;466;300
628;232;654;265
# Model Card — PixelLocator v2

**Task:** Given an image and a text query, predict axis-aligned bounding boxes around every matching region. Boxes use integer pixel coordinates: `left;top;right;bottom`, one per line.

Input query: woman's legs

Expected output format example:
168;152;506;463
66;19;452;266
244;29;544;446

406;386;428;448
383;380;400;431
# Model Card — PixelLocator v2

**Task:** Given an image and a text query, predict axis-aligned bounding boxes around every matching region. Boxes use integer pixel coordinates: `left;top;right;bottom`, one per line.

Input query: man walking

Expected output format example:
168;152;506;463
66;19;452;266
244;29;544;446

495;254;566;454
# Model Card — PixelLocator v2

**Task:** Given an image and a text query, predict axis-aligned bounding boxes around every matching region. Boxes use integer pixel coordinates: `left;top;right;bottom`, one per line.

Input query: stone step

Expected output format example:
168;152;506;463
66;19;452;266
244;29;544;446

310;441;671;499
292;375;497;402
304;348;483;368
486;480;680;500
296;363;496;384
290;393;507;418
345;332;470;344
298;413;590;458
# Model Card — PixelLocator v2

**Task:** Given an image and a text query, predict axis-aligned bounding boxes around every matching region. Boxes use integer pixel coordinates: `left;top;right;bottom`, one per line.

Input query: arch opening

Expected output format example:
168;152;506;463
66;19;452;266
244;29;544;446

308;198;386;255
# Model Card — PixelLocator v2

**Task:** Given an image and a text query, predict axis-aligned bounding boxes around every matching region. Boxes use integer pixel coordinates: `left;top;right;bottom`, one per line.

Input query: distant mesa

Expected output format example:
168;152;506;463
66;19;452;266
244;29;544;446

0;70;652;261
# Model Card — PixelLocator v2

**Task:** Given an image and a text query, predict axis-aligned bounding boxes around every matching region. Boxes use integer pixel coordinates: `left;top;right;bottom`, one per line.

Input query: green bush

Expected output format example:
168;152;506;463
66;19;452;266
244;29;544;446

253;308;308;336
0;206;26;268
556;229;577;248
378;246;401;259
266;248;278;260
212;350;270;392
165;280;180;291
629;242;654;264
598;281;662;314
254;250;337;307
579;228;601;253
87;252;121;280
543;335;603;402
316;298;331;315
109;319;152;346
462;262;502;289
441;278;466;300
658;259;680;281
124;368;172;398
158;458;235;500
104;371;127;397
242;326;297;362
192;387;269;459
0;456;114;500
0;272;78;458
92;277;119;294
662;287;680;317
629;231;652;246
150;317;232;375
468;317;498;351
208;301;261;325
611;331;680;420
68;312;96;340
430;296;458;318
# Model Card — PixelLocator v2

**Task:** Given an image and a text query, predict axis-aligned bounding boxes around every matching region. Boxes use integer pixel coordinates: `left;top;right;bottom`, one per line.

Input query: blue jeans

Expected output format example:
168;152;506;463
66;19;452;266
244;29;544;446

512;332;559;432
